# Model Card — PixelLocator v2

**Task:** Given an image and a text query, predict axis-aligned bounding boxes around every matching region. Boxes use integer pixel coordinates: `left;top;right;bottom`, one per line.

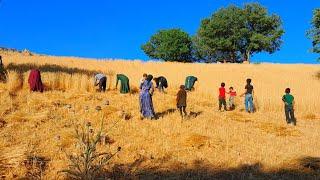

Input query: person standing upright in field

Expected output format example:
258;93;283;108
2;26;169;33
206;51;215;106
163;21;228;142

139;73;147;89
241;78;254;113
176;85;187;119
218;82;227;112
282;88;296;125
140;75;155;119
116;74;130;94
94;73;107;92
227;87;237;110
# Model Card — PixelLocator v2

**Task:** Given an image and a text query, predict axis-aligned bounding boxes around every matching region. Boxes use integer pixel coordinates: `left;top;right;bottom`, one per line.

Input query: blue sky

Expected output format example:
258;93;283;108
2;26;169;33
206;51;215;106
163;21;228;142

0;0;319;63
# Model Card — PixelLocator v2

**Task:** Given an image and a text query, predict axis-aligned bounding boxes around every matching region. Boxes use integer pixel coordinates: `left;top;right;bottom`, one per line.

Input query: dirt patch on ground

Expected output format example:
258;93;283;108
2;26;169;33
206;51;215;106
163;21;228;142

256;123;301;137
227;112;253;123
183;134;210;149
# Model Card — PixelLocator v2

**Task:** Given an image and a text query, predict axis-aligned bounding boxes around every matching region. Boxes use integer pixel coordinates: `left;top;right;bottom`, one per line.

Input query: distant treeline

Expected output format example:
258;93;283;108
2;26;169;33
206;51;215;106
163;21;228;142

142;3;320;63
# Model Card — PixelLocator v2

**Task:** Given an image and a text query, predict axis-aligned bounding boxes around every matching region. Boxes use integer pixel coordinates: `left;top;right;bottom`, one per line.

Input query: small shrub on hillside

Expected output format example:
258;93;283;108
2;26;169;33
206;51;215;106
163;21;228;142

317;71;320;80
60;121;121;179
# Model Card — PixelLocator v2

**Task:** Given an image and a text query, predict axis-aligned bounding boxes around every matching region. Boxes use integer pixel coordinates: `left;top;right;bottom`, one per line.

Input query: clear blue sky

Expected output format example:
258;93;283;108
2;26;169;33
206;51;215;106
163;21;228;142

0;0;319;63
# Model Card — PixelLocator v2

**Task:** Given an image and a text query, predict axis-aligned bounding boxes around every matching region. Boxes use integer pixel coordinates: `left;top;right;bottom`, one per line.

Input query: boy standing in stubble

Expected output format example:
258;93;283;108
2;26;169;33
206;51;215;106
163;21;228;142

282;88;296;126
177;85;187;119
219;83;227;112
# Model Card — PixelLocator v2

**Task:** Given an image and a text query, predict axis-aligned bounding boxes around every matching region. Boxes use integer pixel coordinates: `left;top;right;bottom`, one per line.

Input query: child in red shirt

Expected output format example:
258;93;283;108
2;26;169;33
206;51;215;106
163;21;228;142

218;82;227;111
227;87;237;110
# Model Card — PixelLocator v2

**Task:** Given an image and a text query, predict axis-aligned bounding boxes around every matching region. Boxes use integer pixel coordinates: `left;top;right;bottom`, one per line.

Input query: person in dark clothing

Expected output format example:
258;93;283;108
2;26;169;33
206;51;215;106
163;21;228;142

218;82;227;111
177;85;187;118
153;76;168;92
282;88;296;125
0;55;7;82
185;76;198;91
94;73;107;92
241;78;254;113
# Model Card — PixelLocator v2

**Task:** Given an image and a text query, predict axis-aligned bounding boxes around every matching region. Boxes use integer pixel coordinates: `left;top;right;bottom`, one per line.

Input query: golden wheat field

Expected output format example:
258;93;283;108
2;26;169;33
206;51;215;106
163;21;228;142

0;51;320;179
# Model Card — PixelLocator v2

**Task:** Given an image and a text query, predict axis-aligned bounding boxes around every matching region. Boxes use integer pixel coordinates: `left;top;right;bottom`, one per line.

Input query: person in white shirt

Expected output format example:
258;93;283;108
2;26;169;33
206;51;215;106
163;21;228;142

94;73;107;92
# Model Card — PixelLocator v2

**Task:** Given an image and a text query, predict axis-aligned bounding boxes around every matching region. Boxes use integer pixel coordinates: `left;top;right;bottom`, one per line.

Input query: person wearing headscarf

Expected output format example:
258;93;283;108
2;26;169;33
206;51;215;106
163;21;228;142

139;73;147;89
185;76;198;91
139;74;155;119
153;76;168;92
94;73;107;92
28;69;44;92
116;74;130;94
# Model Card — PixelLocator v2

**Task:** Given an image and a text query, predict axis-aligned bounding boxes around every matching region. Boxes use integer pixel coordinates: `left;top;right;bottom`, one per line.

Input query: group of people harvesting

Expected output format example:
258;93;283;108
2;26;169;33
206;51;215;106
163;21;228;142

0;56;296;126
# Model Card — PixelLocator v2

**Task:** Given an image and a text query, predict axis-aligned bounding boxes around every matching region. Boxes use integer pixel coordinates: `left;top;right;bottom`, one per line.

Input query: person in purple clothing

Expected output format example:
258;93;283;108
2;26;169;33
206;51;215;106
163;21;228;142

139;74;155;119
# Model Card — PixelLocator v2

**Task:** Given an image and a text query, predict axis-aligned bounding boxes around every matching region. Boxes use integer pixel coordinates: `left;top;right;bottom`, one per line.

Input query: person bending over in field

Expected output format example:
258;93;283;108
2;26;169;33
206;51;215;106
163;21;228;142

94;73;107;92
282;88;296;126
0;55;8;82
240;78;254;113
177;85;187;119
153;76;168;93
28;69;44;92
218;82;227;112
116;74;130;94
139;75;155;119
227;87;237;110
185;76;198;91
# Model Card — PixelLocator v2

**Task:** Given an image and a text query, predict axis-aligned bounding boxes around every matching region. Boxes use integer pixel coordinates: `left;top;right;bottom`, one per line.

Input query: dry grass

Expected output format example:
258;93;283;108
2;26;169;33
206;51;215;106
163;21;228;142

0;51;320;179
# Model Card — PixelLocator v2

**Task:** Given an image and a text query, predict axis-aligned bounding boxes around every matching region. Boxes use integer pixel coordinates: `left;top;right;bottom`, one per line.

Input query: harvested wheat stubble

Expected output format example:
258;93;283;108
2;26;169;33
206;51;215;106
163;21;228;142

0;51;319;178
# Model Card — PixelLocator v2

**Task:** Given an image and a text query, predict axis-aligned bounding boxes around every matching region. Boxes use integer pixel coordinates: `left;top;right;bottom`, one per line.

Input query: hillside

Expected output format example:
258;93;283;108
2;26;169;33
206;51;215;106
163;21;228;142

0;51;320;179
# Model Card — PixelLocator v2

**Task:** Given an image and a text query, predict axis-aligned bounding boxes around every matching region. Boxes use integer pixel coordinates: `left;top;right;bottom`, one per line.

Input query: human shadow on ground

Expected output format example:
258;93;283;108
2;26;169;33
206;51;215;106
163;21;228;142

6;63;98;76
188;111;203;119
102;156;320;179
155;108;176;119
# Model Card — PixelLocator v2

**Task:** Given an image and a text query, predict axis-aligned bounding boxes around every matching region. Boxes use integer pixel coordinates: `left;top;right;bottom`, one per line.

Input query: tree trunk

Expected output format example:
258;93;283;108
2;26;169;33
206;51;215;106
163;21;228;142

243;50;251;64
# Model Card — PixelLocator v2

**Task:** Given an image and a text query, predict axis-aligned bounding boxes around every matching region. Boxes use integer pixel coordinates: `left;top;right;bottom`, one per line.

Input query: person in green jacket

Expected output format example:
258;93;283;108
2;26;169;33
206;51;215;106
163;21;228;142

282;88;296;126
116;74;130;94
185;76;198;91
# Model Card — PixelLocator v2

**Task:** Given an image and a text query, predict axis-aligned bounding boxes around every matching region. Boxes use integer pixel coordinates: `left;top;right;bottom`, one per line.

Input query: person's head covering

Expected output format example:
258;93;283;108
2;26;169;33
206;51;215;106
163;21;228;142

146;75;153;82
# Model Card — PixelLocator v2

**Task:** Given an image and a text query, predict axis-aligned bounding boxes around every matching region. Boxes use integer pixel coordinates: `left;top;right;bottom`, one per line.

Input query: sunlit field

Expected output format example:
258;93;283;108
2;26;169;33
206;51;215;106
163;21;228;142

0;51;320;179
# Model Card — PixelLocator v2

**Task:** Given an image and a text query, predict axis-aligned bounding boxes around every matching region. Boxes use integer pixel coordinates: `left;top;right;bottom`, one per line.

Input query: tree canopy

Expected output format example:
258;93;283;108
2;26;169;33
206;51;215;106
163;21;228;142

307;9;320;60
194;3;284;63
141;29;193;62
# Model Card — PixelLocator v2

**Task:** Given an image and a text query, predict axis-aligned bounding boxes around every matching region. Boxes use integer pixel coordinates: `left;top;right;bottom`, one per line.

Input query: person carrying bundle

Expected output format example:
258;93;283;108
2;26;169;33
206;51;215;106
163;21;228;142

185;76;198;91
116;74;130;94
153;76;168;92
28;69;44;92
94;73;107;92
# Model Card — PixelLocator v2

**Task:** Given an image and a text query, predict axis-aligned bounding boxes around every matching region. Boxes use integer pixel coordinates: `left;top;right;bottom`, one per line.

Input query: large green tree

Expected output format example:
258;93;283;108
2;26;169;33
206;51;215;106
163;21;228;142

194;3;284;63
307;9;320;60
142;29;193;62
